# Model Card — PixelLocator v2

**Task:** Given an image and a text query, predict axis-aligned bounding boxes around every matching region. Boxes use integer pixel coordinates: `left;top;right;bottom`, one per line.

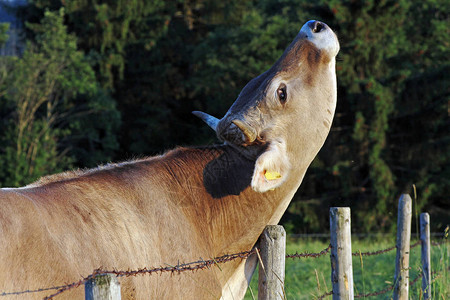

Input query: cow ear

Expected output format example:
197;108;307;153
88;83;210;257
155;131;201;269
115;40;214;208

251;139;291;193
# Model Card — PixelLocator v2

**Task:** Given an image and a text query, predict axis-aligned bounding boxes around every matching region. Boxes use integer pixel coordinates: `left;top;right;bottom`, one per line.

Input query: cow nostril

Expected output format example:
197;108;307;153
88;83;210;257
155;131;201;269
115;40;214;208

312;21;325;33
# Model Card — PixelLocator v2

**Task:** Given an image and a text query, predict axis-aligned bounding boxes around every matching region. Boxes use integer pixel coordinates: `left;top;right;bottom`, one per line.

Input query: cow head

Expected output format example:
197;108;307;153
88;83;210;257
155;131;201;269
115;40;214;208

194;20;339;193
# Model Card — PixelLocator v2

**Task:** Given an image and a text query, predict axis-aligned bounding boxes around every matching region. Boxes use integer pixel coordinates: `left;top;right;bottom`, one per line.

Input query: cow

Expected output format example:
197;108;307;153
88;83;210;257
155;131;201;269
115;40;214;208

0;20;339;299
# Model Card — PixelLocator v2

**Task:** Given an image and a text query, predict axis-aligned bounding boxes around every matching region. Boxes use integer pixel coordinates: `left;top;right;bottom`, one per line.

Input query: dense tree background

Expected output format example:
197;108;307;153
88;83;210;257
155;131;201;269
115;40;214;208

0;0;448;233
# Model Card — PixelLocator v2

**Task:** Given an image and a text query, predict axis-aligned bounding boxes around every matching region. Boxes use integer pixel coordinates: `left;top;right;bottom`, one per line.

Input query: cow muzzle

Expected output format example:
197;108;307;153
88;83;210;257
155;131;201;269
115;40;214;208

192;111;258;146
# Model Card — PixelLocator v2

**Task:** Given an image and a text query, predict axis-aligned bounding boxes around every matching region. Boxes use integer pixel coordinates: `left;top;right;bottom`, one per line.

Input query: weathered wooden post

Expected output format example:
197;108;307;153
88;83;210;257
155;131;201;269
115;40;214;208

393;194;412;300
85;274;121;300
258;225;286;300
420;213;431;299
330;207;354;300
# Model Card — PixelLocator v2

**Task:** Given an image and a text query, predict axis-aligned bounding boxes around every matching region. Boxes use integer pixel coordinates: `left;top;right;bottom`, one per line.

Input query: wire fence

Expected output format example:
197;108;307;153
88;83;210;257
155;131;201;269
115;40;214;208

1;194;448;300
286;244;331;259
1;250;257;299
0;238;447;299
316;239;448;300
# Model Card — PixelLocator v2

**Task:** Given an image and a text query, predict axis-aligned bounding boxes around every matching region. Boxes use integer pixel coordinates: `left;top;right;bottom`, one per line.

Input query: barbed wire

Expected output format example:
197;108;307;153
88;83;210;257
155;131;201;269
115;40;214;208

286;244;331;259
45;249;257;299
0;250;257;299
355;284;394;298
354;267;449;299
288;237;447;260
0;285;67;297
351;240;423;257
411;240;421;248
352;272;422;299
352;245;396;256
0;238;447;299
43;277;88;300
303;239;448;299
317;290;333;299
431;239;447;246
409;271;423;287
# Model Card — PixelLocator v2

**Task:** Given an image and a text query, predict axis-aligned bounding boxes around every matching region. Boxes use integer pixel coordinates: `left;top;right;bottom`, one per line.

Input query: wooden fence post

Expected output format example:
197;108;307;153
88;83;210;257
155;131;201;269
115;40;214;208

85;274;121;300
393;194;412;300
330;207;354;300
258;225;286;300
420;213;431;299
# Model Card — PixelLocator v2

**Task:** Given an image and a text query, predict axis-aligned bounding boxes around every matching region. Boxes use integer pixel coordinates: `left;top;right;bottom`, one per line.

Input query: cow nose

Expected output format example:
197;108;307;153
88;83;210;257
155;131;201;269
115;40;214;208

309;21;325;33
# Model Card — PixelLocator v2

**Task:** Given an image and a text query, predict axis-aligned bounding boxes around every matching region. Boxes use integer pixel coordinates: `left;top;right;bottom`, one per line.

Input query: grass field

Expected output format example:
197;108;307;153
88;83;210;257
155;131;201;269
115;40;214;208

244;236;449;299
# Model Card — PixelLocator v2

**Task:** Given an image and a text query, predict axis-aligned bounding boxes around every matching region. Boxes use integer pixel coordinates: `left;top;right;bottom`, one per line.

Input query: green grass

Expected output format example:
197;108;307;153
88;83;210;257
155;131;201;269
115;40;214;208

244;237;449;299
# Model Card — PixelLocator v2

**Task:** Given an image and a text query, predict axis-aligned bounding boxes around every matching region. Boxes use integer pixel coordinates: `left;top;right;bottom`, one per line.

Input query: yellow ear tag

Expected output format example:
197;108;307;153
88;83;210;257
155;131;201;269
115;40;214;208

264;171;282;180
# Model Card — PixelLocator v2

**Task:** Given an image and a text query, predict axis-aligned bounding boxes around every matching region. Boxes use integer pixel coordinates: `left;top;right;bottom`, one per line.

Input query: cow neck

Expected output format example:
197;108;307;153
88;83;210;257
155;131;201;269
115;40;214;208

167;144;303;256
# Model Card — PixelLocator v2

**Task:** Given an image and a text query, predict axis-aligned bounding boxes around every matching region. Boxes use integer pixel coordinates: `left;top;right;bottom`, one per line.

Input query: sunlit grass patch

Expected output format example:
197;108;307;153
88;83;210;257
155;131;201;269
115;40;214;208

244;237;449;299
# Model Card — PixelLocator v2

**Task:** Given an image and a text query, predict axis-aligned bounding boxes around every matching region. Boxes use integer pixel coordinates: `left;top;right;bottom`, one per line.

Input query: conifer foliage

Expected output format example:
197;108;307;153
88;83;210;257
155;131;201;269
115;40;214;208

0;0;448;232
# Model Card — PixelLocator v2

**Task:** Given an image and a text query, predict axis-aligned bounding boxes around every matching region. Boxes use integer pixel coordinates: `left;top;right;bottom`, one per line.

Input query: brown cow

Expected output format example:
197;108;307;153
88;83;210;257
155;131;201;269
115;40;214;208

0;20;339;299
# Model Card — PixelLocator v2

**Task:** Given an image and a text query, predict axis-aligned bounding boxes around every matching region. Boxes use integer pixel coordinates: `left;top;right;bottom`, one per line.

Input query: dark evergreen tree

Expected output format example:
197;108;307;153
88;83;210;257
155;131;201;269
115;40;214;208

0;23;8;45
0;9;119;186
4;0;448;231
283;0;449;232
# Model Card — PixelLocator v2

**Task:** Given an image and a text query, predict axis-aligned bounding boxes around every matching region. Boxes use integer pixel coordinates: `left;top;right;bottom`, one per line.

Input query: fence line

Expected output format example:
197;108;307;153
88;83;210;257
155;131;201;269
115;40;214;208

0;194;448;299
0;245;336;298
83;197;443;300
286;244;331;259
0;236;447;299
0;285;68;297
289;232;446;239
1;250;257;299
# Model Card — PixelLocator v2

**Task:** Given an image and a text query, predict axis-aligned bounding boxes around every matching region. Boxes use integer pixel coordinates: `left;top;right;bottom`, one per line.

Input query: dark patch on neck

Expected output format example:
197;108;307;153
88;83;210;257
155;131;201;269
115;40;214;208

203;146;256;199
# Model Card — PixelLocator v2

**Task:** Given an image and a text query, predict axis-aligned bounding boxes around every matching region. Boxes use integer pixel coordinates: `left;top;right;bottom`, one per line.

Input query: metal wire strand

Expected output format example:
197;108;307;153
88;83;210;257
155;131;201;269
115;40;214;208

286;244;332;259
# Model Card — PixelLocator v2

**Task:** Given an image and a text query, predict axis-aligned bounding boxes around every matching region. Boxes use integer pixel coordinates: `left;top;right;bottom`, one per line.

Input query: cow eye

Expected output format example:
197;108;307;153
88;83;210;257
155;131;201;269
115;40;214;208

277;84;287;104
